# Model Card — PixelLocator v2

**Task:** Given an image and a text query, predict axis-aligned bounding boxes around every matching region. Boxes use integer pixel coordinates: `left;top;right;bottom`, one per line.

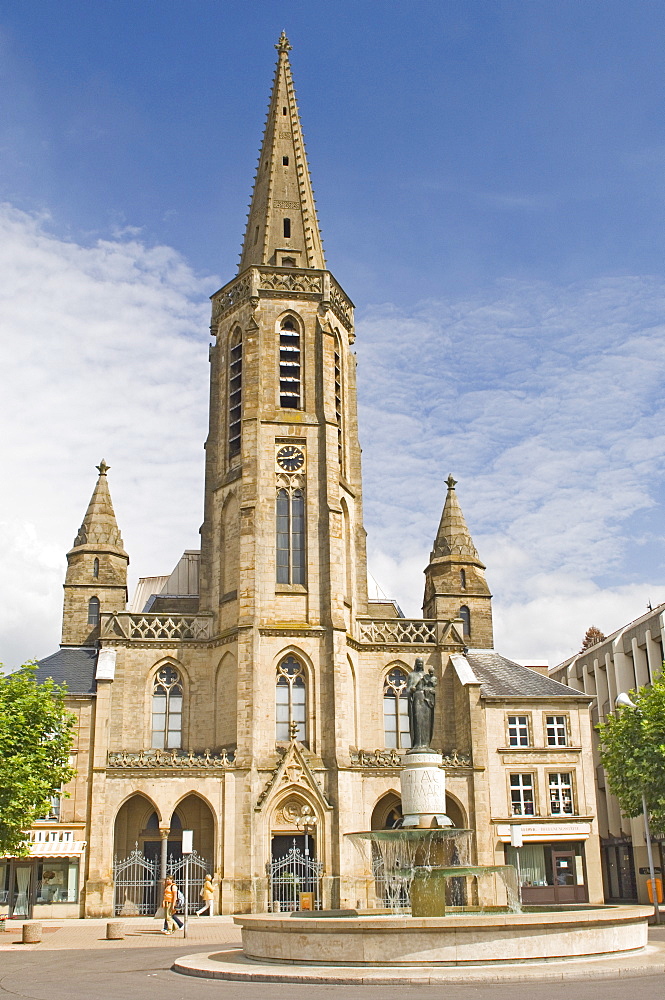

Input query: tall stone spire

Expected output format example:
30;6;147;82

238;32;325;271
62;461;128;646
71;459;127;554
423;475;493;648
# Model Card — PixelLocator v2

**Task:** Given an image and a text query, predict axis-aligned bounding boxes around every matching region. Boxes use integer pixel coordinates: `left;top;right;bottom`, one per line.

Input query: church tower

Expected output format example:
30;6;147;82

199;33;368;763
61;460;128;647
423;474;493;648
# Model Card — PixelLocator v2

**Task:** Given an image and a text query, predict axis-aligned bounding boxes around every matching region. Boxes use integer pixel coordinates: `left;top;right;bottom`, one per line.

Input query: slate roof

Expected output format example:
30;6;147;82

35;647;97;695
464;650;589;700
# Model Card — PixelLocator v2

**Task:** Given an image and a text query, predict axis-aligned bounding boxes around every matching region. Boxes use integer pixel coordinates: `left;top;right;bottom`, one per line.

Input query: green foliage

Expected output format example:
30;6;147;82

0;662;76;856
598;670;665;828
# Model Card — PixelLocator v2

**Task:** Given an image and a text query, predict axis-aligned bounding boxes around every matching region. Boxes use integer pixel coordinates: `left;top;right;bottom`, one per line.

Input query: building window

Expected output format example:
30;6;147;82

87;597;100;625
510;773;535;816
93;557;99;578
279;318;301;408
36;859;79;904
460;568;466;589
546;715;568;746
276;656;307;742
283;155;289;165
228;328;242;459
283;217;291;238
507;715;530;747
334;336;343;467
548;772;573;815
276;487;305;584
383;668;411;749
460;605;471;637
151;665;183;749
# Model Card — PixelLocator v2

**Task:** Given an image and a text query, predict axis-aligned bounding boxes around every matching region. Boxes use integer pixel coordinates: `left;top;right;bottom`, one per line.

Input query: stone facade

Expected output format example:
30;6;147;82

5;34;604;920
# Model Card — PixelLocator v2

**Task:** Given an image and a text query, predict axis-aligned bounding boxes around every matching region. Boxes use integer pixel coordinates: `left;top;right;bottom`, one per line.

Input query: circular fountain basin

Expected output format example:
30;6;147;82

233;906;650;966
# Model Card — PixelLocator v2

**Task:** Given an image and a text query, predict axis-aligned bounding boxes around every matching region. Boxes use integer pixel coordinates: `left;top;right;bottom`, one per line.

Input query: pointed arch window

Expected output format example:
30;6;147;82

383;668;411;749
279;318;301;408
151;665;183;749
228;328;242;459
460;605;471;638
334;334;343;468
276;486;305;584
276;655;307;742
87;596;100;626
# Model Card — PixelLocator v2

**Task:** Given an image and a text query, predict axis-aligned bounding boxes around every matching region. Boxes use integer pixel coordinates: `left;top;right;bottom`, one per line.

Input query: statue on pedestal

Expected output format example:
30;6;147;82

405;657;437;751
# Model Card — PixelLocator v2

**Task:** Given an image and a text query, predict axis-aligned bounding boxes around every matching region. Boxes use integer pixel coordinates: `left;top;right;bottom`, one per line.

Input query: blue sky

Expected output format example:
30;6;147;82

1;1;665;669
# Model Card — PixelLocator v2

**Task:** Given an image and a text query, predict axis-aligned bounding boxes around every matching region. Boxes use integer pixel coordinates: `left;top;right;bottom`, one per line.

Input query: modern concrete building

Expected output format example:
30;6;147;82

1;34;603;920
551;603;665;905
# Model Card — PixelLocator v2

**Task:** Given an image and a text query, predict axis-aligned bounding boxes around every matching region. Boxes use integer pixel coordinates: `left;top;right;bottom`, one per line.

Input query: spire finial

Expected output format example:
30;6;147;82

276;30;291;53
446;473;457;490
97;459;110;476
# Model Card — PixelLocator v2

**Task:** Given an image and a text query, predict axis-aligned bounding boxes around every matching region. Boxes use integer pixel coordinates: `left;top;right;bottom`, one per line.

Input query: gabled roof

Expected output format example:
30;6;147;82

35;647;97;695
463;650;589;700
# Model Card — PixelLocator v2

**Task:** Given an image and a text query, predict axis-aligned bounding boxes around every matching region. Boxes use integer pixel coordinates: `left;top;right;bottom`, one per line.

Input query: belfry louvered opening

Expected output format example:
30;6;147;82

279;318;301;408
228;328;242;458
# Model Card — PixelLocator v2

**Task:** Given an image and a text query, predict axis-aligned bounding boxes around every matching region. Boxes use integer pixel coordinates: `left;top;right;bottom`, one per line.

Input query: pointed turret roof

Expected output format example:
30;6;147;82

238;32;325;272
431;475;484;565
69;460;128;555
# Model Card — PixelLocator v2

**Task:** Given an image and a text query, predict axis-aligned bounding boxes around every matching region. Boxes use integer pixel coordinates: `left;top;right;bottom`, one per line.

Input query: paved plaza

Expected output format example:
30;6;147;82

1;917;665;1000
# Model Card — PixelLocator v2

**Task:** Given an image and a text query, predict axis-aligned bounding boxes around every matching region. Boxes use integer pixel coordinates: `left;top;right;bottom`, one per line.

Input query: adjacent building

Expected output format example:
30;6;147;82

1;35;603;919
551;602;665;905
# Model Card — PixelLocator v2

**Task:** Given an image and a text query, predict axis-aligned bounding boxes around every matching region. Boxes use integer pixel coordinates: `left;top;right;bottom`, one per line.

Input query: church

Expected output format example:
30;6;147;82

2;35;603;919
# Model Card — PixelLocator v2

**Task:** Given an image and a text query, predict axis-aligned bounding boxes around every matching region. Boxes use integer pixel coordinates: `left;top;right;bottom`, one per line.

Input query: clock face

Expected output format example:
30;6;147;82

276;445;305;472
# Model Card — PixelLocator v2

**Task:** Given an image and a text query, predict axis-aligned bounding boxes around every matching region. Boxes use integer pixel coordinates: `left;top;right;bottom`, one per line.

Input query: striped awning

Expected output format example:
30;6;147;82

3;841;87;859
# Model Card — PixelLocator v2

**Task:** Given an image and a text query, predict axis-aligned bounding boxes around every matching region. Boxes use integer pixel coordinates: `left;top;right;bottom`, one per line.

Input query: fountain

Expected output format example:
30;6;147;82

175;659;652;978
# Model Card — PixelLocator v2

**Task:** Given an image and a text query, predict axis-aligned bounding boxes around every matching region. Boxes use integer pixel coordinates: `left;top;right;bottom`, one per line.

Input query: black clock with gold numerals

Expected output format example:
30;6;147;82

276;445;305;472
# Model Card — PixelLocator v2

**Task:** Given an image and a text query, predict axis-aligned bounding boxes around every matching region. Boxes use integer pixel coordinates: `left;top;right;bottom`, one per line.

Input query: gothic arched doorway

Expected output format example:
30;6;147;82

269;796;322;911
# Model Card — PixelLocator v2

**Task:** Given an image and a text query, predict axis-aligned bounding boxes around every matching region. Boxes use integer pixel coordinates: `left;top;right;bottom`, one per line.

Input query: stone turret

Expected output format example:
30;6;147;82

61;460;128;646
423;475;493;648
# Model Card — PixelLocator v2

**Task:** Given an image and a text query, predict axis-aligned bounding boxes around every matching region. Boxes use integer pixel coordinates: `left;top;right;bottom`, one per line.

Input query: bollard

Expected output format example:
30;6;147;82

106;920;124;940
22;921;42;944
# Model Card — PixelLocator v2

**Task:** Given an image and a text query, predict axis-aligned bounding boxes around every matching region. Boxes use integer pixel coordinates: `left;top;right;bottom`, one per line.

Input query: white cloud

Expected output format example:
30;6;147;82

0;204;215;669
1;204;664;672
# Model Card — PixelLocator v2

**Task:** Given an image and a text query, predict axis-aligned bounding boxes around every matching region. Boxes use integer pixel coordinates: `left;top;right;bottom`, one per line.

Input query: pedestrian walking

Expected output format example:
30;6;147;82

196;874;214;916
161;877;183;934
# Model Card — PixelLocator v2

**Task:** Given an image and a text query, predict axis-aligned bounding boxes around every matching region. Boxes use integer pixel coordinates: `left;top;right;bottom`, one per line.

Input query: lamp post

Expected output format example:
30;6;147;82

614;693;660;923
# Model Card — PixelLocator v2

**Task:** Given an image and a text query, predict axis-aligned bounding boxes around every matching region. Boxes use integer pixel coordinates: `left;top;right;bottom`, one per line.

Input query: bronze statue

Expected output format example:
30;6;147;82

405;658;436;751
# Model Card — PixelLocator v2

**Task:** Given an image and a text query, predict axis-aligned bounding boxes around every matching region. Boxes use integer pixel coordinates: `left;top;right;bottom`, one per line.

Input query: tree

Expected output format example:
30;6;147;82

580;626;606;652
597;672;665;829
0;663;76;856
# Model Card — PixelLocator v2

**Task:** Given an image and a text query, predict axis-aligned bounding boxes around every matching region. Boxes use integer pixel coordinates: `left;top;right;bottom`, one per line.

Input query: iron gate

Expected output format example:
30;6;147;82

371;853;411;910
113;846;158;916
113;846;212;916
166;850;211;914
267;842;323;911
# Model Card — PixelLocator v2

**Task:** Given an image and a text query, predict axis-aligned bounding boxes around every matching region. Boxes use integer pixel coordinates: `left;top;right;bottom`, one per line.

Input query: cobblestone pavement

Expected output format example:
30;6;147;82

0;921;664;1000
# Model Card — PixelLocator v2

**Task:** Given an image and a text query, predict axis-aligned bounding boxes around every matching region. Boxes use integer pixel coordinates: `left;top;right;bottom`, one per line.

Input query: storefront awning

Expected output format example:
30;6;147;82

2;841;87;859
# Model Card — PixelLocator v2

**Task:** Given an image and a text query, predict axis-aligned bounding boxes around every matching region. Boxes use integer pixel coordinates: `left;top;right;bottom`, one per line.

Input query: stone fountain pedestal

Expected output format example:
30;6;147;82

400;752;452;828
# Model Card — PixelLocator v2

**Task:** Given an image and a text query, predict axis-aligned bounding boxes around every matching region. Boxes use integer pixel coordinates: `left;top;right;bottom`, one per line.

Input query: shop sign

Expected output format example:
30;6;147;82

496;822;591;842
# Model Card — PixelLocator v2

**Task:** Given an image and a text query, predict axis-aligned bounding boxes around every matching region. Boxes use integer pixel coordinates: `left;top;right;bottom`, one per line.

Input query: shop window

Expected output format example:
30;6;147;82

507;715;530;747
87;597;100;625
151;665;183;749
510;773;535;816
36;859;79;904
546;715;568;746
506;844;547;887
548;772;574;815
383;668;411;750
276;655;307;742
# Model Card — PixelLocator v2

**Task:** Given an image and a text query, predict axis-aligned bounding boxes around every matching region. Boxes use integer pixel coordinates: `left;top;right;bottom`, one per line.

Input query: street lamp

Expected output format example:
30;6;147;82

614;692;660;923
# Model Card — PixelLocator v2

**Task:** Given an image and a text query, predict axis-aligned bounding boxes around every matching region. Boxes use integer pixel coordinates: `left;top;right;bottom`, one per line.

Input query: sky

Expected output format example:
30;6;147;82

1;0;665;670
